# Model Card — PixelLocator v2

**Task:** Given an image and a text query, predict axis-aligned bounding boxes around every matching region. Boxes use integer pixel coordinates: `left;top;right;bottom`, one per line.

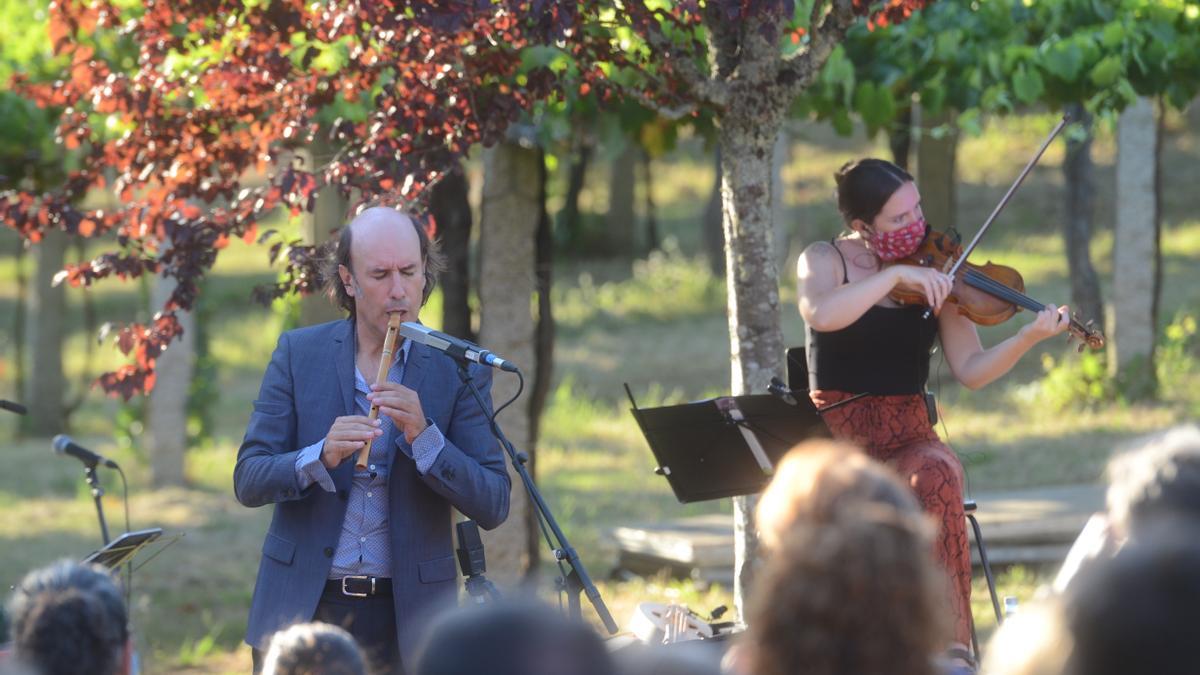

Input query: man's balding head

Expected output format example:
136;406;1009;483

324;205;443;317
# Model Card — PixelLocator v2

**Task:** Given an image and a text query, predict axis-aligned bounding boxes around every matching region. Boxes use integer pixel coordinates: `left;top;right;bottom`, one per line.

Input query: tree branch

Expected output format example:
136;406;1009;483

633;4;731;108
777;0;857;101
623;85;701;120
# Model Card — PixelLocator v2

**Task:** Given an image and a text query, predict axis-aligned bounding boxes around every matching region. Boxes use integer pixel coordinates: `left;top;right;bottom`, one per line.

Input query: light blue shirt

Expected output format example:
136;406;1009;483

293;339;445;577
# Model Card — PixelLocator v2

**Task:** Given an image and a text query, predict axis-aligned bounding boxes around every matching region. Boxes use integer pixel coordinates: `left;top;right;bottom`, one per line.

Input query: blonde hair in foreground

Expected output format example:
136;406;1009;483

756;439;927;551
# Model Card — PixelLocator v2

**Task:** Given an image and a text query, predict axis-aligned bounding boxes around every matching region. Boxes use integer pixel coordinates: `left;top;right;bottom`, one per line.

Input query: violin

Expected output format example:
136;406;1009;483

886;226;1106;351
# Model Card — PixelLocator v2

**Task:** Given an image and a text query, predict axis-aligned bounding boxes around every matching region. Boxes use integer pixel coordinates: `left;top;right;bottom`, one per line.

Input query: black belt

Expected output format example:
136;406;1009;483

325;576;392;598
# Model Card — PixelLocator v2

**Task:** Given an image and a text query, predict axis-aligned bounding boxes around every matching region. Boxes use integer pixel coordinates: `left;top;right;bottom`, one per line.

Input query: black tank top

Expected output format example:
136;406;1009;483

806;240;938;395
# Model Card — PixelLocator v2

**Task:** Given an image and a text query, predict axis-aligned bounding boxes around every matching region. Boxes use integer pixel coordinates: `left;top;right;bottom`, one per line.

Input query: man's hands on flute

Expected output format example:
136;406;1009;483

368;383;428;443
321;416;382;469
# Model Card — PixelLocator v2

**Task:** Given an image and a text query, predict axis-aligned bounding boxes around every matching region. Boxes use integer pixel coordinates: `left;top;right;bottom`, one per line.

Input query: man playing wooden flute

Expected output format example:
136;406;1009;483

234;206;511;674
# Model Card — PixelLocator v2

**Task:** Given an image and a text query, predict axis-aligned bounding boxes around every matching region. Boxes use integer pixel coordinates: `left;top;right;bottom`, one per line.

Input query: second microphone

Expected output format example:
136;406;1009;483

399;322;520;373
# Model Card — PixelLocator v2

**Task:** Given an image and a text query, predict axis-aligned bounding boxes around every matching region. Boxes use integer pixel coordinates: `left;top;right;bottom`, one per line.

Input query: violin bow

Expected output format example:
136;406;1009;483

944;114;1071;279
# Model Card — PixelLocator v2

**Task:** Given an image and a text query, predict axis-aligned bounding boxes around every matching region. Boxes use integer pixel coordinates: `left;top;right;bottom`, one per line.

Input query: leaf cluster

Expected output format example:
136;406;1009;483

1;0;581;398
796;0;1200;138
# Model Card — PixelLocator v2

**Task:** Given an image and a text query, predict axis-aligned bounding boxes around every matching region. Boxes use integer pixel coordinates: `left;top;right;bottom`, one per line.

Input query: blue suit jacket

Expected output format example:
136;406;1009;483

233;319;511;661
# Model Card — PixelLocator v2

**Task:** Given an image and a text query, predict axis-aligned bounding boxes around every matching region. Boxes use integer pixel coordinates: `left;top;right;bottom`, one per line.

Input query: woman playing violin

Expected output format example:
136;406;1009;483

796;158;1070;662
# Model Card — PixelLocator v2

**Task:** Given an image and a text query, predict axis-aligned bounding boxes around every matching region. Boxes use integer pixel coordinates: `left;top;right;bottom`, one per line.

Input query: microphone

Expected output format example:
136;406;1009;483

399;322;519;373
0;400;28;415
455;520;487;578
52;434;119;469
767;377;798;406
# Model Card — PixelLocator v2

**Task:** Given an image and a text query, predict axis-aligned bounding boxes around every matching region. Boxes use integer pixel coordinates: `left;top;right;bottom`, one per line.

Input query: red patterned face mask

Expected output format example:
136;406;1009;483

869;219;927;261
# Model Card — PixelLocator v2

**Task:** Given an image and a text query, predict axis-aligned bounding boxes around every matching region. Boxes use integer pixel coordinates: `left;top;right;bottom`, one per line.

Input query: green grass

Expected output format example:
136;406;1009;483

2;109;1199;672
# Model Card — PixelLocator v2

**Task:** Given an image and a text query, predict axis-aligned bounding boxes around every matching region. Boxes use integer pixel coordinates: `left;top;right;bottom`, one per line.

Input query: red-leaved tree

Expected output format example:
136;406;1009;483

1;0;603;399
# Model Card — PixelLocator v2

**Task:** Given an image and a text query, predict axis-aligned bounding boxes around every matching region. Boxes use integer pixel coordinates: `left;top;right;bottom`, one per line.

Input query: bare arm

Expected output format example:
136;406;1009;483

939;304;1071;390
797;240;953;332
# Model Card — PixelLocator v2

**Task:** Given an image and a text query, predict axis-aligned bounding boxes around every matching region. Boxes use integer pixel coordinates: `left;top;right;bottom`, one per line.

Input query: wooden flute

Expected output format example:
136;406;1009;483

355;313;403;470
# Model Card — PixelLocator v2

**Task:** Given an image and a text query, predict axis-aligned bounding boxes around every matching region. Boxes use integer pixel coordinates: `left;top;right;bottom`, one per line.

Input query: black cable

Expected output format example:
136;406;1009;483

495;371;572;603
492;369;524;420
467;367;573;606
114;465;133;611
933;336;972;498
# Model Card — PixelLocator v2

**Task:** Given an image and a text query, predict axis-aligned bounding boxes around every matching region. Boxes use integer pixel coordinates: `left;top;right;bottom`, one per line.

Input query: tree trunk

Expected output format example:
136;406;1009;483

528;149;555;580
559;138;592;253
432;164;474;340
25;228;67;437
721;116;786;612
147;276;194;487
890;106;914;171
65;235;98;417
772;129;790;270
641;148;660;254
301;138;349;326
916;106;958;231
1152;101;1164;362
605;144;638;258
11;238;28;431
703;146;725;275
1111;97;1159;399
478;141;539;583
1062;103;1105;330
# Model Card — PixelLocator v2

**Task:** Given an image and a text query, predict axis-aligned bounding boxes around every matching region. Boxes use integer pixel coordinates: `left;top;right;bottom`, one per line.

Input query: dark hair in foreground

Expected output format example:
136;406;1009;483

413;599;614;675
1105;424;1200;538
261;621;366;675
7;560;128;675
834;158;914;229
744;506;946;675
1064;535;1200;675
323;204;446;315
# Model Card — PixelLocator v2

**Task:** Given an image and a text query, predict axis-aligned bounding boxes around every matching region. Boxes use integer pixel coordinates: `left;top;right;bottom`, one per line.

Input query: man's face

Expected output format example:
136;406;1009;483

339;213;425;340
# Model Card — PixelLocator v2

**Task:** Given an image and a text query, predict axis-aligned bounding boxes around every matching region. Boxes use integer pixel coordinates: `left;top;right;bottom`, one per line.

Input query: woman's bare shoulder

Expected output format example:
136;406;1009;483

798;239;842;275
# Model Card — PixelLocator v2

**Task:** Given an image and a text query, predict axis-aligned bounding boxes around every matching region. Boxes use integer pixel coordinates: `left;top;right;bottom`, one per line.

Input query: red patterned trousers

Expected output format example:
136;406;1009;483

810;389;972;646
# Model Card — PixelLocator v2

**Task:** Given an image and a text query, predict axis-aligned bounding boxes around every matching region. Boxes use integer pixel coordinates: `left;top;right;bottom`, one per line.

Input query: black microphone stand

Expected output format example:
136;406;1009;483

84;464;112;545
463;569;502;604
455;361;619;634
456;520;502;604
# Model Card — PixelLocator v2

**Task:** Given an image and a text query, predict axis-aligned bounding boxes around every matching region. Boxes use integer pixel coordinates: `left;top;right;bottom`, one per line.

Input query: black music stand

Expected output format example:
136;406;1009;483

83;528;164;570
627;391;829;503
786;347;810;392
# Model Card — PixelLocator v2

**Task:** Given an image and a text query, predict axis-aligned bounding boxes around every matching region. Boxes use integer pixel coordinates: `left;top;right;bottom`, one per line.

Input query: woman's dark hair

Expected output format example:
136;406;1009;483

262;622;367;675
834;158;914;229
1105;424;1200;538
8;560;129;675
413;599;614;675
322;205;446;316
1064;536;1200;675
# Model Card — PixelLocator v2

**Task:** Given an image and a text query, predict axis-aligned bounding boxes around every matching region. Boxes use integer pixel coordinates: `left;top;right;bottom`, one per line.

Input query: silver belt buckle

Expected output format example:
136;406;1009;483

341;575;369;597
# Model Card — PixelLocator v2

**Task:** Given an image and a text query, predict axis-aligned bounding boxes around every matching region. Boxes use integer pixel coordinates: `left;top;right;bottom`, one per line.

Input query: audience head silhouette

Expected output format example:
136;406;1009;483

1063;535;1200;675
6;560;130;675
756;439;927;551
1106;423;1200;541
413;599;613;675
743;440;945;675
261;621;366;675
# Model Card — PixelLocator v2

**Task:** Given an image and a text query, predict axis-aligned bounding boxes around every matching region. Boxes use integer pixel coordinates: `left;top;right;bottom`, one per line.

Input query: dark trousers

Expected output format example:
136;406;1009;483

251;585;403;675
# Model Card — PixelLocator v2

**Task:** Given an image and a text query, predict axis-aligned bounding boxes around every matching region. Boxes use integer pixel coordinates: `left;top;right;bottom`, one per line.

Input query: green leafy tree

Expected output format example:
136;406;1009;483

571;0;933;608
1;1;75;435
799;0;1200;399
